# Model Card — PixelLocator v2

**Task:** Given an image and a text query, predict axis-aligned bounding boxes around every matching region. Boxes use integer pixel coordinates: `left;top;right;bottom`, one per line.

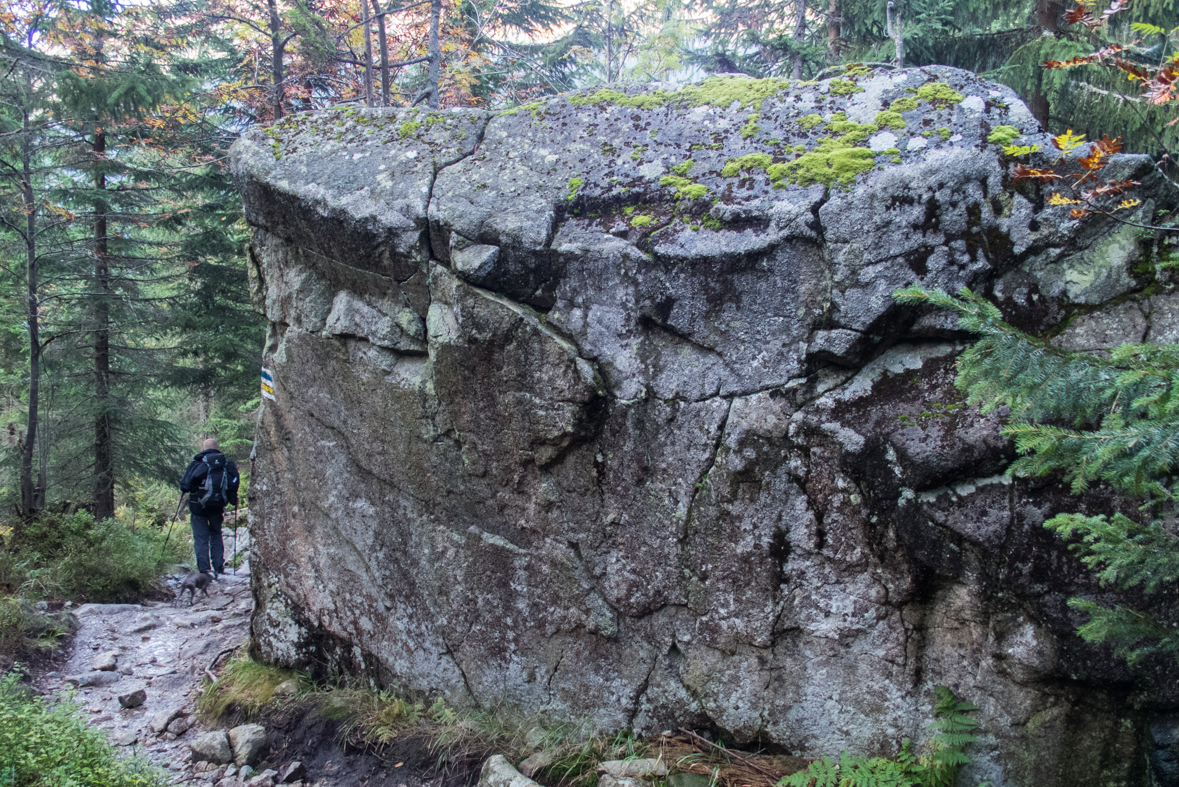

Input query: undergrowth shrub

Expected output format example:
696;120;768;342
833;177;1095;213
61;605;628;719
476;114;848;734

0;669;168;787
2;511;189;602
780;687;983;787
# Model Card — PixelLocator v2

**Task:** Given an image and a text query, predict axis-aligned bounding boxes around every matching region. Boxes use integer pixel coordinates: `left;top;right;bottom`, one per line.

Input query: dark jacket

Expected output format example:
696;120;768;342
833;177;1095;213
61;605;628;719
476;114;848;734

180;448;240;516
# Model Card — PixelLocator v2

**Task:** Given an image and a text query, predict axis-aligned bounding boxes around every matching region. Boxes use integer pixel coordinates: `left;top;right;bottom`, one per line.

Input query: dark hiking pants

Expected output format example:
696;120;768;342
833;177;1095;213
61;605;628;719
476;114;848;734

190;510;225;574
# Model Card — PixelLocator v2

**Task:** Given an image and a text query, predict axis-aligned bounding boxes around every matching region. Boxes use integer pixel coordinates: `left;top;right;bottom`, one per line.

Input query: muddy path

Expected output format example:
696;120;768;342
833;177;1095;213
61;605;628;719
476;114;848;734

26;526;445;787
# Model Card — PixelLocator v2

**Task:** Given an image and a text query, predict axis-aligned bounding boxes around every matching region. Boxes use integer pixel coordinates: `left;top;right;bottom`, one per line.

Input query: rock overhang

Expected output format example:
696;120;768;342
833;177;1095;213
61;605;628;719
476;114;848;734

232;65;1179;787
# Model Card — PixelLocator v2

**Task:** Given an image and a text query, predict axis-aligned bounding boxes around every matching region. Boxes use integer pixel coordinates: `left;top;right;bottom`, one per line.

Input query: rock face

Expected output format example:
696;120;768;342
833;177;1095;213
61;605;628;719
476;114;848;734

232;66;1179;787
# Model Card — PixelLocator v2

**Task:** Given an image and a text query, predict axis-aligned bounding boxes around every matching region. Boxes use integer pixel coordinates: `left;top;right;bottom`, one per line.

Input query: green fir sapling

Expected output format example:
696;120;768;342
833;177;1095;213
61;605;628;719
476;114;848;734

893;286;1179;665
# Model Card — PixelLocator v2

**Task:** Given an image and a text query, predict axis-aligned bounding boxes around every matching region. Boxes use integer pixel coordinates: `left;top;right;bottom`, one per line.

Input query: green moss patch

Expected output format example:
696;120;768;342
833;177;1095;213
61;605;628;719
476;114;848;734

671;160;695;175
631;214;653;227
721;153;773;177
829;79;865;96
741;114;761;139
768;136;876;188
799;114;824;130
660;175;708;199
874;110;906;129
987;125;1021;145
569;75;790;112
567;177;584;201
916;82;965;104
938;127;952;140
889;96;920;112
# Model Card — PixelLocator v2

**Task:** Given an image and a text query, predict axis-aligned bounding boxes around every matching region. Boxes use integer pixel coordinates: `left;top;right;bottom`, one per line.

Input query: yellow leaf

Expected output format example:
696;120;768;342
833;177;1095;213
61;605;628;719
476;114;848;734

1052;129;1087;153
1047;192;1083;206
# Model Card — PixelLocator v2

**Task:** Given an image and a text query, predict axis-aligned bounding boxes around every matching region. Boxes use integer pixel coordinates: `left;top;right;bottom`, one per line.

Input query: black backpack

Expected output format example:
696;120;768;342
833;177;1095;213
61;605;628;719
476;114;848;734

193;453;229;509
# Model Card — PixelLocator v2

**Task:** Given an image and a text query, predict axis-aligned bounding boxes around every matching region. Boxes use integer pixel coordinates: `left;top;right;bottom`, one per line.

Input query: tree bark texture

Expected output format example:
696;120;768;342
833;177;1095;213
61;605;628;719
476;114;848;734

887;0;904;67
827;0;841;59
268;0;285;119
93;127;114;521
791;0;807;80
20;106;39;517
362;0;374;105
1030;0;1061;127
372;0;391;106
427;0;441;108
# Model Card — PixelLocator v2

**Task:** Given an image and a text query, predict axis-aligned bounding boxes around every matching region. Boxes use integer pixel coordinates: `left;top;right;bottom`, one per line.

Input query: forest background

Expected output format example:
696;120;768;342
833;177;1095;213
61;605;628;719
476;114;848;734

0;0;1176;528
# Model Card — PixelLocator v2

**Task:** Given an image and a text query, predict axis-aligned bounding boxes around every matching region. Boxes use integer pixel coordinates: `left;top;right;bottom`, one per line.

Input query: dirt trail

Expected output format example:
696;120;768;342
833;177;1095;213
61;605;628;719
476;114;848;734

29;526;437;787
33;529;255;784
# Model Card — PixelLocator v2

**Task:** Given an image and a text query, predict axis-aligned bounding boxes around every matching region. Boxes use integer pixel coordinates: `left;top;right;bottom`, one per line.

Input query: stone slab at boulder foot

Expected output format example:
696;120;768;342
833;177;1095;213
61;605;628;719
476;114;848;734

191;731;234;765
229;724;268;768
231;65;1179;787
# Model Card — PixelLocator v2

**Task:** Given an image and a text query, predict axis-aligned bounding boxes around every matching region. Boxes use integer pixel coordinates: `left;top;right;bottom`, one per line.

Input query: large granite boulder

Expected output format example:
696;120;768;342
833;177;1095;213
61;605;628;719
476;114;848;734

231;65;1179;787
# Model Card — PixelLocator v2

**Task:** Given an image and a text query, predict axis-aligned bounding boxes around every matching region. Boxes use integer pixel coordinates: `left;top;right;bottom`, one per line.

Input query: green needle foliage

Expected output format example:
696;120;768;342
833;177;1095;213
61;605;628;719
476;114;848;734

780;687;981;787
894;285;1179;665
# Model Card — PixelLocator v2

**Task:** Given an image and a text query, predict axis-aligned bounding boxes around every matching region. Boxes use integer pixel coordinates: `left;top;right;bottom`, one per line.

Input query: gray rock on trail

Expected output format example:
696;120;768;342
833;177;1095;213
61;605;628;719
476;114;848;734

599;760;669;779
151;707;187;733
93;651;118;671
480;756;541;787
599;777;651;787
277;762;305;784
229;724;268;768
167;716;192;736
111;731;138;747
232;65;1179;787
67;671;120;688
117;689;146;708
516;752;553;779
192;731;234;765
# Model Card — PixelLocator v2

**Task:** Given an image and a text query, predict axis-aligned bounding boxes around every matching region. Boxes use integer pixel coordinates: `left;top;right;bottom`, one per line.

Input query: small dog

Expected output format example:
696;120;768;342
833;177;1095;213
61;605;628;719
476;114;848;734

176;572;214;606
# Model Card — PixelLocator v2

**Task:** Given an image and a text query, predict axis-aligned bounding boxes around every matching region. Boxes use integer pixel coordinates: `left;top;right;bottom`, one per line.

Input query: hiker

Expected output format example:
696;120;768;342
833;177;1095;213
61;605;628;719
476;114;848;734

179;438;240;576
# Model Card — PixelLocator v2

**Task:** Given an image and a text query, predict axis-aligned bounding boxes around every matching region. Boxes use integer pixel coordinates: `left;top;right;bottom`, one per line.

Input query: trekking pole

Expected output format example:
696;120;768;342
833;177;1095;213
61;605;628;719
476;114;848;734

233;504;238;576
159;492;188;566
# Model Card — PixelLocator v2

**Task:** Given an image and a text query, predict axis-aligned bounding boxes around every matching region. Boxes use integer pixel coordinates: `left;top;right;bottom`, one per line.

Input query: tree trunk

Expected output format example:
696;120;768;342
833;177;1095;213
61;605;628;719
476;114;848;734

19;105;39;518
372;0;390;106
362;0;374;106
791;0;806;80
887;0;904;67
427;0;441;108
827;0;841;60
93;127;114;521
605;0;615;83
268;0;284;120
1030;0;1061;127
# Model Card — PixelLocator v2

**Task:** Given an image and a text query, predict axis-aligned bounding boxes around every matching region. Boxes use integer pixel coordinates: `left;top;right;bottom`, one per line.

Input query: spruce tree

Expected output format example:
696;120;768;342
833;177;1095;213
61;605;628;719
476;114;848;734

895;286;1179;665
